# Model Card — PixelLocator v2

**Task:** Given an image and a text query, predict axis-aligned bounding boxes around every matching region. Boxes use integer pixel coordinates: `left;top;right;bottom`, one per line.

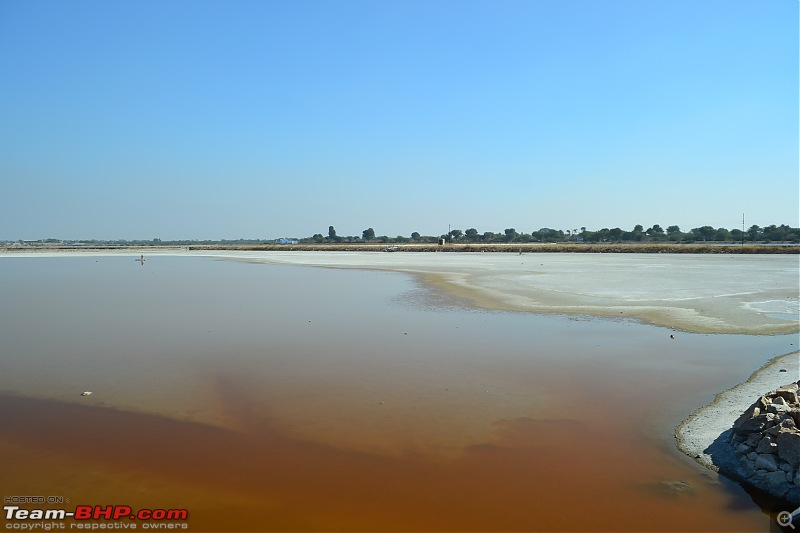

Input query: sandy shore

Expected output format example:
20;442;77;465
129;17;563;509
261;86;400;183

676;350;800;472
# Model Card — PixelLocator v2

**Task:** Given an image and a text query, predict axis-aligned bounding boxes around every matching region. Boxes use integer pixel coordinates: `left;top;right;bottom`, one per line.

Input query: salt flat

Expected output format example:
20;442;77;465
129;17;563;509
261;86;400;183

198;251;800;335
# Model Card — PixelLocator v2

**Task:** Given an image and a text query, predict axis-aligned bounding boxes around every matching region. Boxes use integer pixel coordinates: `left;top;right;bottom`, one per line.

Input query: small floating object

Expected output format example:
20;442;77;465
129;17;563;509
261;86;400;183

80;391;92;396
670;334;675;339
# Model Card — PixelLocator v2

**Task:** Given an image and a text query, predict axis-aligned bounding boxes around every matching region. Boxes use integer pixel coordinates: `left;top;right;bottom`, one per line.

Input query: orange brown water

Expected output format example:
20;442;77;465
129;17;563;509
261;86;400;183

0;256;795;531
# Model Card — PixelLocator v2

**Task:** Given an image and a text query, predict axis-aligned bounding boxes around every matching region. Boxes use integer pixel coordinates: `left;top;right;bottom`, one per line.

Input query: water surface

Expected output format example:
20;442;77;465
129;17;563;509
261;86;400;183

1;255;795;531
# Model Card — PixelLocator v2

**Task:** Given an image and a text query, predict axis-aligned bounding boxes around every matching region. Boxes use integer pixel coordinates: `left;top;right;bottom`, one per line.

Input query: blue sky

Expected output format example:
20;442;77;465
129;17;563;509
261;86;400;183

0;0;797;240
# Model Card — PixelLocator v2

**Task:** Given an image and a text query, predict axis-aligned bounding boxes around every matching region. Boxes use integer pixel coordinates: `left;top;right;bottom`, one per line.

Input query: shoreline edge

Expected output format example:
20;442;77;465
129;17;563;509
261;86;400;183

676;350;800;503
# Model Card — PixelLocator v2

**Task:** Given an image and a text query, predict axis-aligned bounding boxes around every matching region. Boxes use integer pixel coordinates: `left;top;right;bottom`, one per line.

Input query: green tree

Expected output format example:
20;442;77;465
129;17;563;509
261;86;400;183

533;228;564;242
465;228;479;241
411;232;420;240
666;225;682;241
691;226;716;241
715;228;731;241
362;228;375;241
312;233;324;243
504;228;517;242
762;224;787;241
646;225;665;241
591;228;610;242
328;226;337;239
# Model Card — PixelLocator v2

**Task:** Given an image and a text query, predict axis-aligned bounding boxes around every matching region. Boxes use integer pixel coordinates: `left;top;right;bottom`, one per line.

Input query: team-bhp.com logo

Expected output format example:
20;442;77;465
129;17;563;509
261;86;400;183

4;505;188;529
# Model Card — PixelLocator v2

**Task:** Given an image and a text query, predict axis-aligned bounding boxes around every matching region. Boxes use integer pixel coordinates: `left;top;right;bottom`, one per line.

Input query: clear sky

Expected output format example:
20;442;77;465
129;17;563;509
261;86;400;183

1;0;797;240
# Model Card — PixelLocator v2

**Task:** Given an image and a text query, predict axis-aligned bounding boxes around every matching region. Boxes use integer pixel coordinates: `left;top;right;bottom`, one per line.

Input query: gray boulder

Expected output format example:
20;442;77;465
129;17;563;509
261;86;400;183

736;443;751;454
777;432;800;468
745;433;763;447
756;435;778;454
774;388;799;405
755;454;778;472
767;402;792;414
733;414;772;435
756;470;791;497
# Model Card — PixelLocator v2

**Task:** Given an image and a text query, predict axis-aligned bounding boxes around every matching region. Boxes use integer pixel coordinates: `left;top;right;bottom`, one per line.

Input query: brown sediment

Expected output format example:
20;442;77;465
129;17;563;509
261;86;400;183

0;385;765;532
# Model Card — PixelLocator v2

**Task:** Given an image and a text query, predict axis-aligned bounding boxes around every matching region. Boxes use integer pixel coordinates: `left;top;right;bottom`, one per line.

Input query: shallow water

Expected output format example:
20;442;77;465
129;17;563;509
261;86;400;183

0;255;796;531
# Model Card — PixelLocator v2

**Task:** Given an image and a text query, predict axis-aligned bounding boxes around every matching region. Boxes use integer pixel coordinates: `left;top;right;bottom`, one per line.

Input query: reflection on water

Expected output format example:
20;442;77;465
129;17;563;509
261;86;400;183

0;256;795;531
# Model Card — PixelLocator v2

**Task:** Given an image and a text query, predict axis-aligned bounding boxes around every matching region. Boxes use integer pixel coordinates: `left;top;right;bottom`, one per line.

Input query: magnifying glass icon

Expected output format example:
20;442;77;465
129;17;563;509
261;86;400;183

778;511;795;529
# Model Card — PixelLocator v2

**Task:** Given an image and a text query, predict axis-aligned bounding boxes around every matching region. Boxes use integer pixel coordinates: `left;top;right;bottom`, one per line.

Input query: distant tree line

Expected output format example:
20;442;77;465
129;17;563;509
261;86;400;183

298;224;800;245
6;223;797;247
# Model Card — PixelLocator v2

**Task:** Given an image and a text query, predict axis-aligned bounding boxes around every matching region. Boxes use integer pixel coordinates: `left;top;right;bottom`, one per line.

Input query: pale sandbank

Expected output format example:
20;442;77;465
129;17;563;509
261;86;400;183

207;251;800;335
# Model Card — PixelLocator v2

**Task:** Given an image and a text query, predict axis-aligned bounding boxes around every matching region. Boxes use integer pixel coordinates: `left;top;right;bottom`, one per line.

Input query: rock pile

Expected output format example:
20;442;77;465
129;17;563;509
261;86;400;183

728;380;800;505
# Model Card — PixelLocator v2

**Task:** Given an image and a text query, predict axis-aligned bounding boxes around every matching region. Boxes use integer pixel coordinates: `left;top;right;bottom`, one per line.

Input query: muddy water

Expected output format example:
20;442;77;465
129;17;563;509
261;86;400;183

0;256;795;531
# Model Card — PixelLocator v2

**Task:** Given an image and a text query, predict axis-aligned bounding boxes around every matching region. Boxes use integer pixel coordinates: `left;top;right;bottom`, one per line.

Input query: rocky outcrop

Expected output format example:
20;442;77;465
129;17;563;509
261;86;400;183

728;381;800;505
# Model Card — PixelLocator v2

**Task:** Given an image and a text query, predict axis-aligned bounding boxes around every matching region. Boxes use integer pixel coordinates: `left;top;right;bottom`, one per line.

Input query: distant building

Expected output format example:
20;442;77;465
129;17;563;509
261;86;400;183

275;238;299;245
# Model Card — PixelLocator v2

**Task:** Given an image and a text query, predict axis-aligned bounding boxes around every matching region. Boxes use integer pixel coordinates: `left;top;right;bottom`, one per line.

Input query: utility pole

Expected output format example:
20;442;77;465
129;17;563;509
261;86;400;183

448;224;451;244
742;213;745;246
